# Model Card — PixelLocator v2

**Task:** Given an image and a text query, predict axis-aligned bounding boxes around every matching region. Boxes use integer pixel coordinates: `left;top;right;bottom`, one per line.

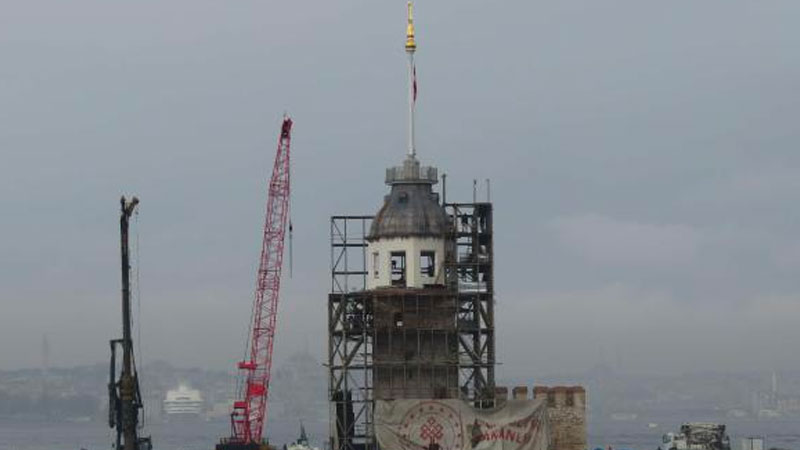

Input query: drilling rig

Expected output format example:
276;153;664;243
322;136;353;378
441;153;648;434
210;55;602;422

109;196;152;450
217;117;293;450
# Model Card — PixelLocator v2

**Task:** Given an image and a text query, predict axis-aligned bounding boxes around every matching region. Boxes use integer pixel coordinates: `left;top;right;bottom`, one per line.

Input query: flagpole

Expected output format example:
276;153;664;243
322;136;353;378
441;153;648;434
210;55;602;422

406;1;416;158
408;52;415;158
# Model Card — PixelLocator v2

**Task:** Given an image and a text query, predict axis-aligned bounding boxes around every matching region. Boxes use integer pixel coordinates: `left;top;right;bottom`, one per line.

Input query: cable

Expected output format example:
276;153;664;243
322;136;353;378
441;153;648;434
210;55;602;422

289;220;293;279
135;209;141;369
134;207;145;428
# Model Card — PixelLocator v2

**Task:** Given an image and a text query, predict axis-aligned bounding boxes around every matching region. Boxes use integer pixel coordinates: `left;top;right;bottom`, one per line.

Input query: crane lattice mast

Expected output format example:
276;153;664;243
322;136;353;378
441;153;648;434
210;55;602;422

221;116;293;449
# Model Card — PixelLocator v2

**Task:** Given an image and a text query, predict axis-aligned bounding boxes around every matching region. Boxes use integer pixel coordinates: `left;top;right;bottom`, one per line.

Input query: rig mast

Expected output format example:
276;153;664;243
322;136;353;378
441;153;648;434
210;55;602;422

218;117;293;450
109;196;151;450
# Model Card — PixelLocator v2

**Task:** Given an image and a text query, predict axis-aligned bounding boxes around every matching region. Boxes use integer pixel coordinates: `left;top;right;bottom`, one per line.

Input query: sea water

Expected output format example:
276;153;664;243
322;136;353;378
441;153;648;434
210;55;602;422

0;417;798;450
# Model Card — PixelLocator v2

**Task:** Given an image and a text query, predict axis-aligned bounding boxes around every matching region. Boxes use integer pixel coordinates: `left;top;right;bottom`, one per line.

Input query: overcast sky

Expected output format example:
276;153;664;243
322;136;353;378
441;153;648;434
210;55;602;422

1;1;798;378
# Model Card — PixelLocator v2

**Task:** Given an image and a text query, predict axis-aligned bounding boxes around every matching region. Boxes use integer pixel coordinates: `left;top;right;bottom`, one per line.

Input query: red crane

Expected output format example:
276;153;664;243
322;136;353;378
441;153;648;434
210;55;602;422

218;116;293;450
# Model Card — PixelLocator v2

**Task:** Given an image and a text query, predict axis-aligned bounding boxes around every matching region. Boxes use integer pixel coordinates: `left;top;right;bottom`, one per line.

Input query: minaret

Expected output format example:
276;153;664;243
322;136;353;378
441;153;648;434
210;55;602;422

772;370;779;407
406;1;417;157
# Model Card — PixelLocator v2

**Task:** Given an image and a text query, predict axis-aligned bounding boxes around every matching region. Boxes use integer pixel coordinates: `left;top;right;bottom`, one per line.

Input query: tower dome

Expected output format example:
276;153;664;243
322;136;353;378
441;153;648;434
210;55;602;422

364;2;449;290
367;156;448;241
366;156;448;290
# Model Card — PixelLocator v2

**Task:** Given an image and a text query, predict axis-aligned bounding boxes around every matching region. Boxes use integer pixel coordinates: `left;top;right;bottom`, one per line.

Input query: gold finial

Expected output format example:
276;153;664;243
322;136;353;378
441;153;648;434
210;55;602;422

406;1;416;51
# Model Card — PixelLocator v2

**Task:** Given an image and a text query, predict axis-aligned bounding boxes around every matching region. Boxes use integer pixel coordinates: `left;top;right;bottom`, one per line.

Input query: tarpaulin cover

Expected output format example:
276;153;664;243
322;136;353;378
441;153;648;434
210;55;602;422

375;399;549;450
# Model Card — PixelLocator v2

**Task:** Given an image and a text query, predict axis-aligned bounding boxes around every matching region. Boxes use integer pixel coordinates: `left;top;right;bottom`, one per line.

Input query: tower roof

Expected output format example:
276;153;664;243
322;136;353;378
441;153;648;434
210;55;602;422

369;156;447;240
367;181;448;241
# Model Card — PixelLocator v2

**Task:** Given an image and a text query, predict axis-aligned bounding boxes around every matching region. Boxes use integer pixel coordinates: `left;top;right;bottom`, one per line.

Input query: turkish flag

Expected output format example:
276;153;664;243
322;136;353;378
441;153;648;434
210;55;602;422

413;65;418;102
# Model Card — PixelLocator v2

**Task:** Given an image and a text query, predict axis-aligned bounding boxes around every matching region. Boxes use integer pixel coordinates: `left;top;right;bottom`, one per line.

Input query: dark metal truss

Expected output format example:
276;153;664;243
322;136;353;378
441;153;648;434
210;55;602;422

328;205;495;450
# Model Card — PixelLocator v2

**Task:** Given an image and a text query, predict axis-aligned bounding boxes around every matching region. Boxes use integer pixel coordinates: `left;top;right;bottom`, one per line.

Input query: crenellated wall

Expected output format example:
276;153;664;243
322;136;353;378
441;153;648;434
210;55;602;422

533;386;587;450
493;385;587;450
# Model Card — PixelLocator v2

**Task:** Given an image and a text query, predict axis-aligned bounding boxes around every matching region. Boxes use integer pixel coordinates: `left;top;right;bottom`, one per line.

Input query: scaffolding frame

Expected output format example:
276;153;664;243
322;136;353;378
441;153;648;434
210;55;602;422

445;203;495;407
328;204;495;450
329;216;373;450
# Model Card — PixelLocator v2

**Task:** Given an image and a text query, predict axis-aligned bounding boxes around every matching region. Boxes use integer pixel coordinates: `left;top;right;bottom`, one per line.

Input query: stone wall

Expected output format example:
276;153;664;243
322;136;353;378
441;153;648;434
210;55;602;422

493;385;586;450
372;290;459;400
533;386;587;450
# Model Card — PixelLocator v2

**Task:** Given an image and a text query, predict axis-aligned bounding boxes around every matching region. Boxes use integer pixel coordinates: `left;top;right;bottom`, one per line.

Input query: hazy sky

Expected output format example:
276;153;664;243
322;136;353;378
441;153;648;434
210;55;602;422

1;1;798;378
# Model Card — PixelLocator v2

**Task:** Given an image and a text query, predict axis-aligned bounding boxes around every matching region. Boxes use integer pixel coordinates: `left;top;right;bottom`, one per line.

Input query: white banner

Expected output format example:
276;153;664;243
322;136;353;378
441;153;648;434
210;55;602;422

375;399;549;450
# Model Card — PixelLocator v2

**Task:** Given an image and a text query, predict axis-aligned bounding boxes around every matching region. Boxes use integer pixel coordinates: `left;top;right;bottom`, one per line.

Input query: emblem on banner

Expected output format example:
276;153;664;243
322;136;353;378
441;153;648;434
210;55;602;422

399;401;464;450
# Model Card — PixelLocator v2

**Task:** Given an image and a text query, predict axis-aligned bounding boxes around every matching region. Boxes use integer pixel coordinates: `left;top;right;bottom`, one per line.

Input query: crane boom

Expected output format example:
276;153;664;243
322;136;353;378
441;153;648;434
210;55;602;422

221;116;293;448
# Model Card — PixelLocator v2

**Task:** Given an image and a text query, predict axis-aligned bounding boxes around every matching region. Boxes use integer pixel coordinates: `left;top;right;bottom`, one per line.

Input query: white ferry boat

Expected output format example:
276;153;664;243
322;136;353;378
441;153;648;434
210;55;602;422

163;384;204;419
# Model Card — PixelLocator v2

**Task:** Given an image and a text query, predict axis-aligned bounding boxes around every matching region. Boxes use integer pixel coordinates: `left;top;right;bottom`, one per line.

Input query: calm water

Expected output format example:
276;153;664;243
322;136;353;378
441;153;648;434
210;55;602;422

0;417;797;450
0;418;320;450
590;417;800;450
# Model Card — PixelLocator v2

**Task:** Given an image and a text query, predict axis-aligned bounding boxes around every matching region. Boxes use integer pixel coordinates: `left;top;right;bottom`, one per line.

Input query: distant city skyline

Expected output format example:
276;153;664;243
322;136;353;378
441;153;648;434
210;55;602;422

2;0;799;376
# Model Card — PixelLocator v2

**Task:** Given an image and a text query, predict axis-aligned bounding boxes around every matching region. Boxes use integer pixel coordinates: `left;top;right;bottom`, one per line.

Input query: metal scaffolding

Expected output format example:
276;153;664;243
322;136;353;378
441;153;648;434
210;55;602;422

328;204;495;450
329;216;373;450
445;202;495;407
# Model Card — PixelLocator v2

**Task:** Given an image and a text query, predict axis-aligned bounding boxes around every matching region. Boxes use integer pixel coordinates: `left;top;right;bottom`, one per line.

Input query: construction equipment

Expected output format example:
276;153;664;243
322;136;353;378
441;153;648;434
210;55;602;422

217;117;293;450
109;196;152;450
660;423;731;450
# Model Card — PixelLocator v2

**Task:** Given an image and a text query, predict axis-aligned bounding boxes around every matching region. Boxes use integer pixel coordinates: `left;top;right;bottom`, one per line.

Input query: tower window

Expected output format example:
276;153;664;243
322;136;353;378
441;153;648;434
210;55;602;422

390;251;406;287
372;252;380;279
420;251;435;277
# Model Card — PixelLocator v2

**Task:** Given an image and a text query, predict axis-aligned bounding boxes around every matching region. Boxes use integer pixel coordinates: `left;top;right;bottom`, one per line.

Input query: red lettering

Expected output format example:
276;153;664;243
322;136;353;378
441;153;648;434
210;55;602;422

472;426;538;443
